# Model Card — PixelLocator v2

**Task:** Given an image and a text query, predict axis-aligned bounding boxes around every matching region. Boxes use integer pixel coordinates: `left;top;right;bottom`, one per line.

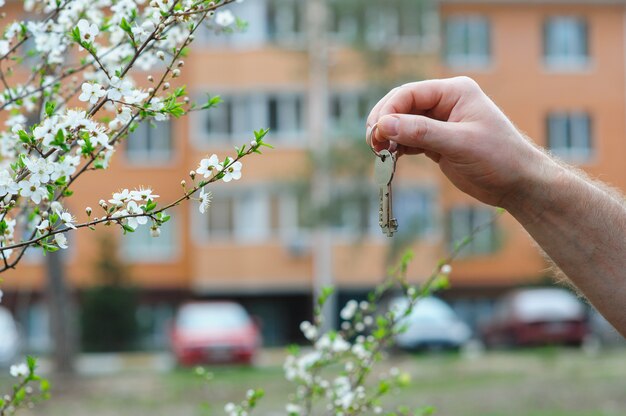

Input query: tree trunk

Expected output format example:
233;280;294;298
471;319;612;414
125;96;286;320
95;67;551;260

46;250;76;373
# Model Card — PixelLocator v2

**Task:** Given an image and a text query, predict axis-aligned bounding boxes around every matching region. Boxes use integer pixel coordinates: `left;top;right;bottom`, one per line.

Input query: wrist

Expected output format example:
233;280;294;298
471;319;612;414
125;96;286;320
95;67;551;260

500;149;567;225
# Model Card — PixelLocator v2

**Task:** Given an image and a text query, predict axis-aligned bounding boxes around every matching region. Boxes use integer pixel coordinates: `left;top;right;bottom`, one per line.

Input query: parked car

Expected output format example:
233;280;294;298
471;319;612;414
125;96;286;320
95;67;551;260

0;306;20;366
170;301;261;366
390;296;472;351
481;288;588;348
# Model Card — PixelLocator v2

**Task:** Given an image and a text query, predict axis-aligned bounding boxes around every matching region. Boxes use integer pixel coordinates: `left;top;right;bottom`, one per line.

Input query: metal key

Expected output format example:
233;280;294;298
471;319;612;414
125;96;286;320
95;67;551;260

374;149;398;237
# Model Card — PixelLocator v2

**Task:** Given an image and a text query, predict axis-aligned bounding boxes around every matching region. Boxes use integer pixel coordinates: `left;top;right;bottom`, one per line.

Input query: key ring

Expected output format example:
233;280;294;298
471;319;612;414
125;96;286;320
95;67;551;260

368;123;397;159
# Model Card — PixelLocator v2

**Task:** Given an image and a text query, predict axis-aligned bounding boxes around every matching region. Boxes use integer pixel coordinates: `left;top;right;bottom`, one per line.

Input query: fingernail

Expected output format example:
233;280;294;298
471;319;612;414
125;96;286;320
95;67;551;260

365;125;372;144
380;116;399;138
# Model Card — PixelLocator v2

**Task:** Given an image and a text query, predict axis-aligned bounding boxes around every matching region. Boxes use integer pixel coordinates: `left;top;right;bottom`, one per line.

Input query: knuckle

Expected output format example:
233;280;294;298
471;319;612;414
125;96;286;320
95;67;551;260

453;76;479;92
409;117;429;142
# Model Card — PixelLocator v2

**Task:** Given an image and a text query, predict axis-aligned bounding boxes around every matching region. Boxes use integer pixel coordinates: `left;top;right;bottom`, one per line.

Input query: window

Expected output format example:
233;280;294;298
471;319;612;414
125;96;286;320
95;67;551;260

329;1;361;43
329;0;437;50
194;92;305;145
122;218;177;262
544;17;588;69
126;120;172;164
394;189;436;237
547;112;593;162
330;191;376;235
196;0;265;48
447;206;498;256
328;92;371;137
266;0;306;46
444;16;490;68
266;94;305;140
196;190;303;242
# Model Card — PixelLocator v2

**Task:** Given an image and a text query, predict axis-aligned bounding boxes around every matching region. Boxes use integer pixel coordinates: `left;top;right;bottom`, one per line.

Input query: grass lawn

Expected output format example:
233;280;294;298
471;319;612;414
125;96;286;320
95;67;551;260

6;347;626;415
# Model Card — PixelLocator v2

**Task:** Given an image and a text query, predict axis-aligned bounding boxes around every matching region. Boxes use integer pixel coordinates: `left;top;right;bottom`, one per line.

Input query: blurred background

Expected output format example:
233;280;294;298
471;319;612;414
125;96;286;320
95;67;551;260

2;0;626;414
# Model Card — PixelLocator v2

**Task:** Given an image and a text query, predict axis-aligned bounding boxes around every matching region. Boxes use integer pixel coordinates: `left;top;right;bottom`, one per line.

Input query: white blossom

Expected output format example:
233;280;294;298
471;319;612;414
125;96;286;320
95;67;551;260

107;76;133;101
441;264;452;274
0;40;9;56
299;321;318;341
62;110;89;130
60;211;77;229
130;187;159;202
126;200;148;230
0;170;18;197
33;116;61;148
24;157;55;184
340;300;358;321
79;82;106;105
131;20;155;43
196;154;221;178
215;10;235;27
9;363;28;378
123;88;149;105
77;19;99;43
198;187;211;214
18;178;47;204
36;219;50;233
55;233;68;249
222;161;242;183
109;189;131;206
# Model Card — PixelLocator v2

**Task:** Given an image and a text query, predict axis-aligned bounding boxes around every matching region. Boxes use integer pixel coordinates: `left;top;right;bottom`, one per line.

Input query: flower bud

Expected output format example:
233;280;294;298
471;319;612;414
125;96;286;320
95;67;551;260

189;171;196;180
172;69;180;78
147;87;155;94
177;60;184;68
99;199;107;209
183;96;190;104
85;207;92;216
163;82;170;90
180;180;186;187
147;75;154;82
156;51;165;60
150;226;161;238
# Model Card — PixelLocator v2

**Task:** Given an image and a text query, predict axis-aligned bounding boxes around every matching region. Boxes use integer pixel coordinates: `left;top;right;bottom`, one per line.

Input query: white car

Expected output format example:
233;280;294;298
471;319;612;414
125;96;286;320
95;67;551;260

0;306;19;365
391;296;471;351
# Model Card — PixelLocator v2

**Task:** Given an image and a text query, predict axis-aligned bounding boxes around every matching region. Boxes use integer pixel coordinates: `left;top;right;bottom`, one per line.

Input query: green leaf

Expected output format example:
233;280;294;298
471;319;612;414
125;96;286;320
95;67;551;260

70;27;81;44
45;101;56;116
143;200;157;212
17;129;32;144
201;95;223;110
14;387;25;403
122;224;135;233
120;17;133;35
26;355;37;373
174;86;186;97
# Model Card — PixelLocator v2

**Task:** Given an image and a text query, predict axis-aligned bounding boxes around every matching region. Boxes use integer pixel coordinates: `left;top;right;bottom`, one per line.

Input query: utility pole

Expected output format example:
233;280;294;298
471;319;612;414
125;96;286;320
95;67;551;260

307;0;336;331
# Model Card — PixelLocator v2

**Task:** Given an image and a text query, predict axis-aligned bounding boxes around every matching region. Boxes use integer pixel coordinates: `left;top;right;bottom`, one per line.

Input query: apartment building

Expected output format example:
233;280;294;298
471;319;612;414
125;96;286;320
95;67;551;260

3;0;623;348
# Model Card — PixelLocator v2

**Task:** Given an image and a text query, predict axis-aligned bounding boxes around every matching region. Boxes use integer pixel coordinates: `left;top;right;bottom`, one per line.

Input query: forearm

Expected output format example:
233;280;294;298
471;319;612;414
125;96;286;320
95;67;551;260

504;156;626;336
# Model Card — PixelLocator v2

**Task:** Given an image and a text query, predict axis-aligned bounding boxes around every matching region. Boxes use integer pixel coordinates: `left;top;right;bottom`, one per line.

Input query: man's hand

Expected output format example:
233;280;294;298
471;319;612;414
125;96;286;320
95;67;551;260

367;77;626;337
367;76;556;208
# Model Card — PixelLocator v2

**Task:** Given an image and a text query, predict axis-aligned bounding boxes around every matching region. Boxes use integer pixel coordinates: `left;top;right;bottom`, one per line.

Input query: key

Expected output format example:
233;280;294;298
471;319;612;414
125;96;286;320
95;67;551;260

374;149;398;237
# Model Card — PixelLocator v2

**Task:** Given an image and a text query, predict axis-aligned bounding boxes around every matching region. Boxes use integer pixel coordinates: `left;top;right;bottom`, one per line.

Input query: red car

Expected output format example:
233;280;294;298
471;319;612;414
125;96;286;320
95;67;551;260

170;301;261;366
481;288;588;348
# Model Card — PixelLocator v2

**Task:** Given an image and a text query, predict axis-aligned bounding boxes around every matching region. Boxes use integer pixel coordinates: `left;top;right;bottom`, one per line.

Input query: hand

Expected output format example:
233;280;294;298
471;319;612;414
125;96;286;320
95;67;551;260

367;77;554;208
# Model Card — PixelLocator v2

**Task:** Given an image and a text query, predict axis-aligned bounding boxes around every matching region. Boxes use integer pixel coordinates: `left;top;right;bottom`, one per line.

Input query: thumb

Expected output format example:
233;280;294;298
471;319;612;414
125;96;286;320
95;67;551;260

377;114;463;154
